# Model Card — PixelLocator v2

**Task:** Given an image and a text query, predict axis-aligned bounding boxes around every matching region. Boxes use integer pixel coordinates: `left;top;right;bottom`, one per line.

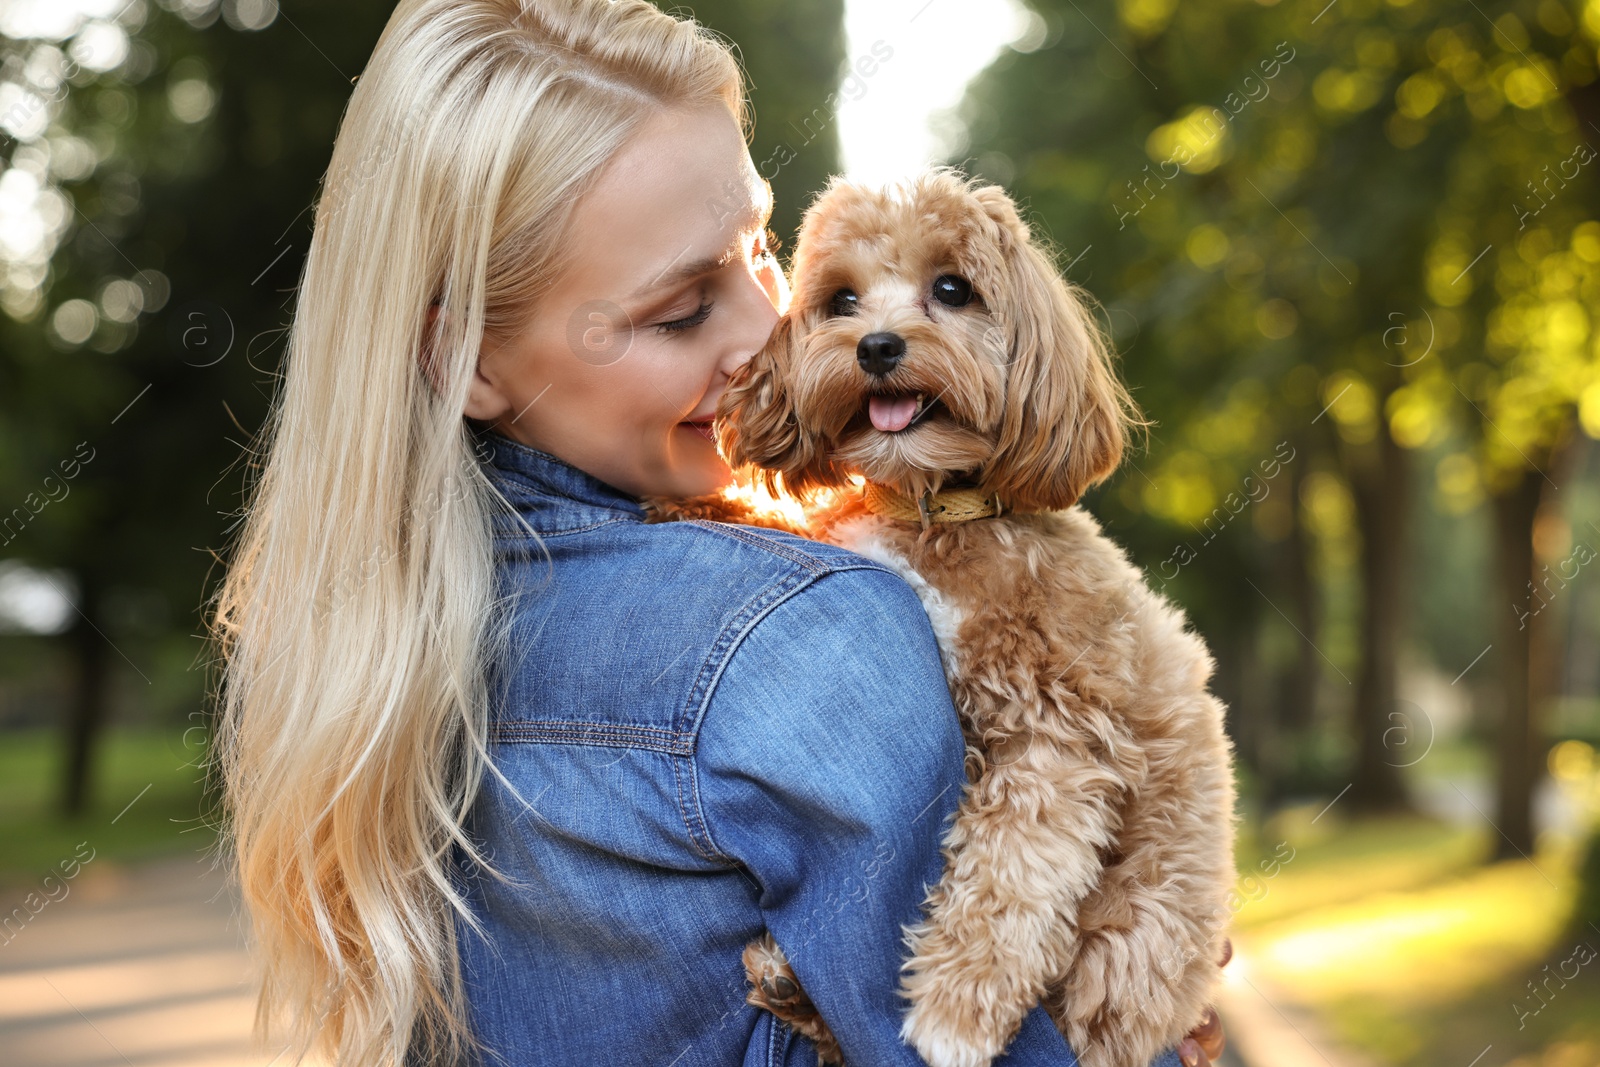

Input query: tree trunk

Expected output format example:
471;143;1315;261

1489;425;1581;860
1281;433;1320;735
1491;470;1542;858
62;580;111;817
1345;410;1412;811
1213;611;1256;779
1262;438;1319;806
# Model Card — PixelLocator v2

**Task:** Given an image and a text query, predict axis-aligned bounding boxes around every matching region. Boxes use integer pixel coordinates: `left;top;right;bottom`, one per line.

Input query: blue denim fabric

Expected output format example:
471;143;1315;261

455;426;1187;1067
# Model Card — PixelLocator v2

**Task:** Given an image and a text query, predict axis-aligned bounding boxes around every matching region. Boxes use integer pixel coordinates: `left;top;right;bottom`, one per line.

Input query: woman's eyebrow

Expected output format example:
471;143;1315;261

627;182;774;301
630;246;740;300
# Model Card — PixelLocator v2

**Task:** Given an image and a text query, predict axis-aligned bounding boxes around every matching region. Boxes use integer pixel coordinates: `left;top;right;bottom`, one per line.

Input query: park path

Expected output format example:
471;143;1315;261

0;852;1344;1067
1212;951;1377;1067
0;854;316;1067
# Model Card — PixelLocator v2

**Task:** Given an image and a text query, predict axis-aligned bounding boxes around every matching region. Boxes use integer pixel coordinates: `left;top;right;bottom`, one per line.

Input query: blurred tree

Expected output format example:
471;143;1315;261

1335;1;1600;854
0;0;846;815
950;0;1379;802
953;0;1600;836
0;0;403;815
1574;817;1600;932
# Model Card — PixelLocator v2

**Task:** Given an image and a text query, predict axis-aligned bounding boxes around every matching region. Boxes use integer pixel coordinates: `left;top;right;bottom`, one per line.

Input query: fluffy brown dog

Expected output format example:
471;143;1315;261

652;169;1237;1067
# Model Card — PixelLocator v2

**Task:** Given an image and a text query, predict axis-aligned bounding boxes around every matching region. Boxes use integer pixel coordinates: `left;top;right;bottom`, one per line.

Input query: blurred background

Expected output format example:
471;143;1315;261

1;0;1598;1065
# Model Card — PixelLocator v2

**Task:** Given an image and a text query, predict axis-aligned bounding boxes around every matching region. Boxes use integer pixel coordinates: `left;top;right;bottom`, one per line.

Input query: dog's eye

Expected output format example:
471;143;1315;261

828;288;860;317
932;275;974;307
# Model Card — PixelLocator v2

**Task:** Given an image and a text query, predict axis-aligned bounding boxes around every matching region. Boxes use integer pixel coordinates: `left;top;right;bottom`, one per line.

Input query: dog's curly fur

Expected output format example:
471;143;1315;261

650;169;1237;1067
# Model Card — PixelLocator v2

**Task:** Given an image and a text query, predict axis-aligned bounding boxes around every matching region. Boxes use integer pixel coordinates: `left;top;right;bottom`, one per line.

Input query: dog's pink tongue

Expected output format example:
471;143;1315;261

869;395;918;432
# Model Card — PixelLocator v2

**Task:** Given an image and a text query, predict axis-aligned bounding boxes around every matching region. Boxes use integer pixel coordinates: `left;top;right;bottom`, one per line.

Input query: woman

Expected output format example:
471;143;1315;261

212;2;1229;1065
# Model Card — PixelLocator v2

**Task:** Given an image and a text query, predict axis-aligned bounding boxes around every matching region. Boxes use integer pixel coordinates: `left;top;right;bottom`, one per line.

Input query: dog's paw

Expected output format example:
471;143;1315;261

742;936;844;1064
743;936;817;1018
899;989;1008;1067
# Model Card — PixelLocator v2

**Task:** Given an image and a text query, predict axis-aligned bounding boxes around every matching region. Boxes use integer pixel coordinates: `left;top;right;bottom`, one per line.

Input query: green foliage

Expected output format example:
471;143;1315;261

0;727;211;884
0;4;402;721
953;0;1600;796
962;0;1598;521
1574;818;1600;932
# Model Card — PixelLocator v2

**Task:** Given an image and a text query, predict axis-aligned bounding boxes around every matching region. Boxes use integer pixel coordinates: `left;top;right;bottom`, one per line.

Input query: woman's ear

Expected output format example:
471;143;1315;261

434;303;511;422
974;189;1135;512
716;314;834;496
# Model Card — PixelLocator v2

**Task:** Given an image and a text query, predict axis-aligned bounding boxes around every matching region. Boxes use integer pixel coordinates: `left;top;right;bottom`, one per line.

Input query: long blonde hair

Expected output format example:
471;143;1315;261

208;3;745;1063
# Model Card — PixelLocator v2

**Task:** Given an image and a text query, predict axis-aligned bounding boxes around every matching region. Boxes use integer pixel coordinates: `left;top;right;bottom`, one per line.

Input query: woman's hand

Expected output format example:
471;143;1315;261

1176;938;1231;1067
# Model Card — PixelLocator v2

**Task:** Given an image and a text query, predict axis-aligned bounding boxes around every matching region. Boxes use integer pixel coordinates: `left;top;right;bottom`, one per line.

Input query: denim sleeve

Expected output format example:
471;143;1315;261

695;566;1085;1066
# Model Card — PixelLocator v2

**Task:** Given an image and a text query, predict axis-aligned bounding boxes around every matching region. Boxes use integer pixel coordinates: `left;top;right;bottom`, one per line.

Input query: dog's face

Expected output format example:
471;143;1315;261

717;171;1134;513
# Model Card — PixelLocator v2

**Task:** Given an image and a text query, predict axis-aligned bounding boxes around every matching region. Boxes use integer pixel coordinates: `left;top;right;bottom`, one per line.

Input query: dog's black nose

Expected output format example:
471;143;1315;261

857;332;906;376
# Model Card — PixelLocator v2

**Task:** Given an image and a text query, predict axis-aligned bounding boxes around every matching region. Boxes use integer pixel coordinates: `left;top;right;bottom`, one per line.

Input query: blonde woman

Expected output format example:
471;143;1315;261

212;2;1229;1065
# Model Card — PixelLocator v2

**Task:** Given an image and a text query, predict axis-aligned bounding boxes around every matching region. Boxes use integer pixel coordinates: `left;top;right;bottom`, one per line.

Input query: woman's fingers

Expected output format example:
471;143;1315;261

1178;940;1234;1066
1177;1036;1211;1067
1190;1006;1225;1060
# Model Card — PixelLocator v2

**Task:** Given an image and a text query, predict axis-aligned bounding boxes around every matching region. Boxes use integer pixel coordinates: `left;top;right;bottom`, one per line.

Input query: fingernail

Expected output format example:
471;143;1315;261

1179;1038;1201;1067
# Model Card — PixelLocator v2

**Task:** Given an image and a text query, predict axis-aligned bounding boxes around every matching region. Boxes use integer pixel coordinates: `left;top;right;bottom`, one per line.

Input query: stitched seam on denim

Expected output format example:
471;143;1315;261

671;568;815;861
489;719;692;754
484;467;642;520
685;560;900;745
491;516;635;541
680;519;836;572
679;563;906;863
672;756;713;863
767;1012;791;1067
481;472;637;532
492;515;636;537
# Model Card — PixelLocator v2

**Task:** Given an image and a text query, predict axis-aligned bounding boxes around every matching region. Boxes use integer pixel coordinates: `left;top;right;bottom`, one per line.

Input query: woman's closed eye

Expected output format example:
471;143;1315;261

653;226;775;336
656;298;715;334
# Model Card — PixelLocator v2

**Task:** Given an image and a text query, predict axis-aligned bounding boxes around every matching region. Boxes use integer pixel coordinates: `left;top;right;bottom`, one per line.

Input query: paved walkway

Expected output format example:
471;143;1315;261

1213;946;1375;1067
0;855;315;1067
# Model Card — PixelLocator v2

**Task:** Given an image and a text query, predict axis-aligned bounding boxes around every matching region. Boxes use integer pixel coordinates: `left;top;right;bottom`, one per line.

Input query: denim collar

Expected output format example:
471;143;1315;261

471;424;647;530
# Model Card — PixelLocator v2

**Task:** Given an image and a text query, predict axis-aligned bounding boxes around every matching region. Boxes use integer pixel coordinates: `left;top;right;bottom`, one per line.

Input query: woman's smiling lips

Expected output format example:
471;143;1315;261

680;415;717;442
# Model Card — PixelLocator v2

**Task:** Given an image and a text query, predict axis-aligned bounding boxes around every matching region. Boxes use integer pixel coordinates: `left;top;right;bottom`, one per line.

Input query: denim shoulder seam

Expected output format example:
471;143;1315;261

674;559;900;864
681;519;834;572
491;515;634;540
484;467;642;532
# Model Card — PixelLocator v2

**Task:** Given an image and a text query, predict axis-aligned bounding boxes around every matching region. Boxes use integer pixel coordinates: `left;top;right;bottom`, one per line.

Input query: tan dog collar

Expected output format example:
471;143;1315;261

861;482;1019;529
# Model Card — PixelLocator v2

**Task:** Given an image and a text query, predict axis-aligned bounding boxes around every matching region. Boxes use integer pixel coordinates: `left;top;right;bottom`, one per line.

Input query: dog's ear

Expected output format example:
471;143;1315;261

972;186;1137;512
716;314;837;497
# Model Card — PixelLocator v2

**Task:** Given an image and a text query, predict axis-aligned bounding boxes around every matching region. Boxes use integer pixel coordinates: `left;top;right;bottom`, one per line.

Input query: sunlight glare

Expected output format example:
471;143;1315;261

838;0;1041;188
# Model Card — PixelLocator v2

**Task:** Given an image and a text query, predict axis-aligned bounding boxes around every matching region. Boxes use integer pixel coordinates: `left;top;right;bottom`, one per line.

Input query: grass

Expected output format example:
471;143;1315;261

1229;798;1600;1067
0;727;216;887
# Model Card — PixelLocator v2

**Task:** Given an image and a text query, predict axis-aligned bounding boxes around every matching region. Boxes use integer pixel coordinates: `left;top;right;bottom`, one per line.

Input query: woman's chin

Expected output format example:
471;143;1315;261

660;448;735;500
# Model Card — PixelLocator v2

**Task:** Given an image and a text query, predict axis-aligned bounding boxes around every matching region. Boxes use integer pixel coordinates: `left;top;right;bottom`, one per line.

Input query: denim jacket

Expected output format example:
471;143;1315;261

455;428;1184;1067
